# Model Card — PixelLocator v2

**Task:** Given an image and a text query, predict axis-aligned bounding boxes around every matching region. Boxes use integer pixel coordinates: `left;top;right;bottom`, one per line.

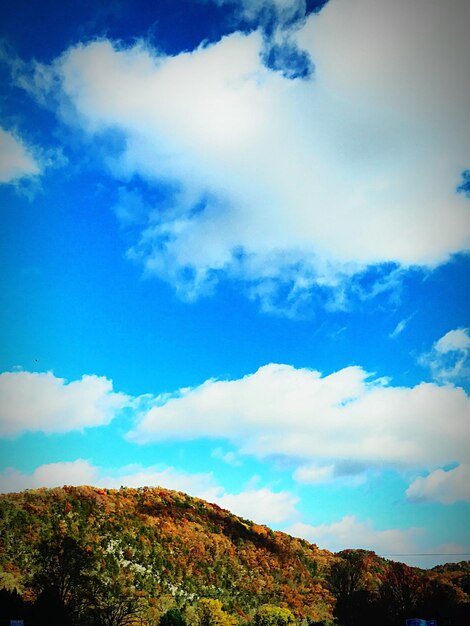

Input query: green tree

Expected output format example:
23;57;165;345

160;607;188;626
254;604;295;626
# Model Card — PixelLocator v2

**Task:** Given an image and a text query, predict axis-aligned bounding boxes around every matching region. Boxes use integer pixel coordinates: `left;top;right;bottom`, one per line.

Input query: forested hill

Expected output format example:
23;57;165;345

0;486;335;623
0;486;469;626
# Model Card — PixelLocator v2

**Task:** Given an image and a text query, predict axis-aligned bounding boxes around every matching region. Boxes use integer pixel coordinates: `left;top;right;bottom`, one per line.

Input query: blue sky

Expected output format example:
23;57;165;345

1;0;469;568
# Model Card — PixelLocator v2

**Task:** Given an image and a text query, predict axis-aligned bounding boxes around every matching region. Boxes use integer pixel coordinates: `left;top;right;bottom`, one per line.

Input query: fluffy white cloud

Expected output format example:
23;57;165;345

288;515;422;556
0;127;40;183
24;0;470;308
420;328;470;384
0;370;129;436
98;464;220;500
436;329;470;354
0;460;96;493
406;464;470;504
102;466;298;525
0;460;218;497
0;460;297;525
128;363;470;470
215;488;298;524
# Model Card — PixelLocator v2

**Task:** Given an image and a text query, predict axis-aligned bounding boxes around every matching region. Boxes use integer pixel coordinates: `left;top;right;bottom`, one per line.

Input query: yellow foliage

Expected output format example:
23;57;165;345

195;598;237;626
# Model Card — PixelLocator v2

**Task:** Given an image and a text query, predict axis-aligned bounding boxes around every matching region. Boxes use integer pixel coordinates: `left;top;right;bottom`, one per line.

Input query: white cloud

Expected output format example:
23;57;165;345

436;329;470;353
209;0;306;25
293;463;334;484
293;461;366;486
215;488;298;524
288;515;422;555
406;464;470;504
105;465;298;525
98;464;220;500
0;370;129;436
389;314;415;339
0;460;297;525
212;447;242;466
0;127;40;183
128;363;470;470
22;0;470;309
420;328;470;384
0;460;97;493
0;460;218;497
389;320;407;339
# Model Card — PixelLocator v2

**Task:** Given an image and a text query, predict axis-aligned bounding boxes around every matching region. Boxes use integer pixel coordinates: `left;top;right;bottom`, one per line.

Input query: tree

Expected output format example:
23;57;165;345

420;574;468;624
160;607;188;626
193;598;237;626
30;533;96;625
92;592;144;626
327;552;368;626
378;562;424;626
88;540;150;626
254;604;295;626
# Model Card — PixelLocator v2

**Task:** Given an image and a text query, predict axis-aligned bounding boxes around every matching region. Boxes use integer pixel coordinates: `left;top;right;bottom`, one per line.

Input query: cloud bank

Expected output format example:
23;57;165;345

289;515;422;555
129;363;470;472
0;370;129;436
18;0;470;309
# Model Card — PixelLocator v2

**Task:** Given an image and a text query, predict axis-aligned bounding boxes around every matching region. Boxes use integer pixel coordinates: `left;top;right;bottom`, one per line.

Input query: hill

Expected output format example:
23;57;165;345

0;485;335;624
0;486;469;626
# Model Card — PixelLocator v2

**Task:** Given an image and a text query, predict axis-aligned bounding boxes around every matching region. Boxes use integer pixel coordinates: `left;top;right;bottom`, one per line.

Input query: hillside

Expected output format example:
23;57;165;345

0;486;469;626
0;486;335;623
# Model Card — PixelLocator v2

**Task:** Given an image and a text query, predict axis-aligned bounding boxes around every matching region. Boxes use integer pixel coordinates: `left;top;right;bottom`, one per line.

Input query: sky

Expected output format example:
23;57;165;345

0;0;469;569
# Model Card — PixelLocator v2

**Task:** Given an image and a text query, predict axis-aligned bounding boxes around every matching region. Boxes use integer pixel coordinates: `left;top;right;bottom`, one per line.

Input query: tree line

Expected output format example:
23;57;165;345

1;535;469;626
327;550;470;626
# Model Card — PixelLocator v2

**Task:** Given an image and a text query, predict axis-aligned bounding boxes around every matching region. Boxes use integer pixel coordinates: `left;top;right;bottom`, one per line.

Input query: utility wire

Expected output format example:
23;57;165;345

378;553;470;557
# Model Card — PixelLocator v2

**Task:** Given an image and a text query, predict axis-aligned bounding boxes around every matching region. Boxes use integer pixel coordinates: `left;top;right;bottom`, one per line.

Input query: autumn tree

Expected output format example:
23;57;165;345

378;562;424;626
254;604;295;626
193;598;237;626
420;574;469;624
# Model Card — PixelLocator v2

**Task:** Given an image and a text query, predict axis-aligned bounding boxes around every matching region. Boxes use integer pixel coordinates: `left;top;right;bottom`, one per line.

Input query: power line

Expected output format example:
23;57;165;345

379;553;470;557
